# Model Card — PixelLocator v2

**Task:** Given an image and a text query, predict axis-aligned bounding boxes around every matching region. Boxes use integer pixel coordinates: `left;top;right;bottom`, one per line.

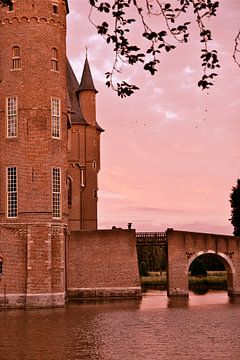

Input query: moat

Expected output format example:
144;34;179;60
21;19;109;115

0;290;240;360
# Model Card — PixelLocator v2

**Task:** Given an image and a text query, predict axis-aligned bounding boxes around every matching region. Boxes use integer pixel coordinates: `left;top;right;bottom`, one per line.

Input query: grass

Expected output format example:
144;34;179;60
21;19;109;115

141;271;227;290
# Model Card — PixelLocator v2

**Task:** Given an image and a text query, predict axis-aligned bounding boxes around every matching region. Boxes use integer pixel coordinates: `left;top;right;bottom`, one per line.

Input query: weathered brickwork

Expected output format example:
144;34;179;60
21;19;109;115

167;229;240;298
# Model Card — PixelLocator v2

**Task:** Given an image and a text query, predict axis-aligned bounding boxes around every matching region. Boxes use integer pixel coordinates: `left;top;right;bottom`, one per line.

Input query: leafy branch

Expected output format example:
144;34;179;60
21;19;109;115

89;0;223;97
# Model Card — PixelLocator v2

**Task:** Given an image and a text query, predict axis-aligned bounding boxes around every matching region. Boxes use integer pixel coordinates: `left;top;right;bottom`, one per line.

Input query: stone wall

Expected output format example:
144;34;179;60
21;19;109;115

67;229;142;299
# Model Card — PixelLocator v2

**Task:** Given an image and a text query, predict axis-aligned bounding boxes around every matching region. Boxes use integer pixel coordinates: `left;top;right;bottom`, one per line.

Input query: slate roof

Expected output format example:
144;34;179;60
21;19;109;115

66;59;87;125
78;57;98;93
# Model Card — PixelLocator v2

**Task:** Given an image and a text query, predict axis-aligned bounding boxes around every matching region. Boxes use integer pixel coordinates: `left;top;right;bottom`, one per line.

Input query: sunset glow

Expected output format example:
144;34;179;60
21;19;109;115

67;0;240;234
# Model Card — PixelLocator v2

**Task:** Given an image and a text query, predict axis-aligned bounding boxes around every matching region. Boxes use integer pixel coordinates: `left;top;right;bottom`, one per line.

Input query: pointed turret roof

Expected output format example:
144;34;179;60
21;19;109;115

78;57;98;93
66;59;88;125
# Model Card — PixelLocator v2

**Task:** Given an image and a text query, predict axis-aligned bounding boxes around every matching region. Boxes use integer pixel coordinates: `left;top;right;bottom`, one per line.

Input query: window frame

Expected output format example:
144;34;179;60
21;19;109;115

6;166;18;219
6;96;18;138
51;97;61;139
52;167;61;219
51;47;59;72
11;46;21;70
52;3;59;15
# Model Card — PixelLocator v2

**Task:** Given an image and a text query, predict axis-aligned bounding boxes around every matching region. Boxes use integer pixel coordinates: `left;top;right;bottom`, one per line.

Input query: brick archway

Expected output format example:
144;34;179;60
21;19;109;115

167;229;240;298
187;251;234;294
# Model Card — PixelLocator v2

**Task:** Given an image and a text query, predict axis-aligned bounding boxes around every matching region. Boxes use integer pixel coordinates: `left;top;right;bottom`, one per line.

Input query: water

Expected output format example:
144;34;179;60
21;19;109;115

0;291;240;360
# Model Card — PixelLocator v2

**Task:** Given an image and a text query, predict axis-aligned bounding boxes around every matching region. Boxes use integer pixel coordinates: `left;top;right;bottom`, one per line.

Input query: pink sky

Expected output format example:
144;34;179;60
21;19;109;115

67;0;240;235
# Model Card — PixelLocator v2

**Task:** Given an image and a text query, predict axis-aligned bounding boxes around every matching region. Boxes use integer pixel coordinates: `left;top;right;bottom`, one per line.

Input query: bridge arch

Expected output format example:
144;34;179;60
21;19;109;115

187;250;235;295
167;229;240;298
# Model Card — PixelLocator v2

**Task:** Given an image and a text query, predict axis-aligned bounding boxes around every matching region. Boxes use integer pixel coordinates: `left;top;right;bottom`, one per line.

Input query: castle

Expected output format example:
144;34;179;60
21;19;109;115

0;0;141;308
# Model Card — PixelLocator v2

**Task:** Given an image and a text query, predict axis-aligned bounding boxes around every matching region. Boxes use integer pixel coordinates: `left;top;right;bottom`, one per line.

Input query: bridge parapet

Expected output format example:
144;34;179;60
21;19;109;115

136;232;167;246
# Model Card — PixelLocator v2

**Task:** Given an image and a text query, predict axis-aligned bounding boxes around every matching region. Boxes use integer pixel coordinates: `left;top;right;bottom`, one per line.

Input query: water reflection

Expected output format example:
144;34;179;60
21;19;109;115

0;291;240;360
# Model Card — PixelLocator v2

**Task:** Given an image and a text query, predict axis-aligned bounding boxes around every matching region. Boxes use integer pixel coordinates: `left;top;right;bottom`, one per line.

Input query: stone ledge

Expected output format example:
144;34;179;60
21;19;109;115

67;287;142;299
25;292;65;308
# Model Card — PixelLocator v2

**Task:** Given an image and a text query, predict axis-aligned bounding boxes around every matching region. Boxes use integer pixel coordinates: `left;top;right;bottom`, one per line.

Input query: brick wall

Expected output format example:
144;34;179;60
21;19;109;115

67;229;142;299
167;229;240;297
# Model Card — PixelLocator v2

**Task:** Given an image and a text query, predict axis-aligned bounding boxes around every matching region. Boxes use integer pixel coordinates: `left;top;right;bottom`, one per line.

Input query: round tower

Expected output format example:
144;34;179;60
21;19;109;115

0;0;69;307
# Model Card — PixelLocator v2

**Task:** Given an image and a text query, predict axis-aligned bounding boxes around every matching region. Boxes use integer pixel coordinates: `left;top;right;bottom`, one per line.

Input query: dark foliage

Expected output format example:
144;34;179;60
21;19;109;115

139;262;148;277
137;245;167;273
88;0;226;96
229;179;240;236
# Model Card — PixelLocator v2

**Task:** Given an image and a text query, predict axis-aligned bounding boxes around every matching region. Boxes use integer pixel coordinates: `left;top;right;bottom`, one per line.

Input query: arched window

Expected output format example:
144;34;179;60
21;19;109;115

92;160;97;171
51;47;59;71
52;4;59;15
12;46;21;70
67;177;72;207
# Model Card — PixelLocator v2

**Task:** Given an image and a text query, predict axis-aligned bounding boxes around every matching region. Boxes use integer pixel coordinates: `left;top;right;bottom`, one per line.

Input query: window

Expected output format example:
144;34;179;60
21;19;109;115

51;98;60;138
67;177;72;207
52;168;61;218
12;46;21;70
6;96;17;138
7;166;17;218
51;47;59;71
93;189;98;200
52;4;59;14
92;160;97;171
8;2;14;11
0;258;3;275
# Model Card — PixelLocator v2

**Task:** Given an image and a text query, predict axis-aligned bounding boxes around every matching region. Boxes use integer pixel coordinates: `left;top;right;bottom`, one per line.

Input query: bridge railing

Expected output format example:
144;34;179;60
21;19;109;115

136;232;167;246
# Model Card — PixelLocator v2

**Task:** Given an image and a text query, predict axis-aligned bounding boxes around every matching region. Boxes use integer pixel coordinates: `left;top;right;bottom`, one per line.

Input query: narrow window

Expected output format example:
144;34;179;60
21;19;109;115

8;2;14;12
51;47;59;71
0;258;3;275
12;46;21;70
51;98;60;138
92;160;97;171
52;4;59;14
93;189;98;200
6;96;17;138
67;177;72;207
52;168;61;218
7;166;17;218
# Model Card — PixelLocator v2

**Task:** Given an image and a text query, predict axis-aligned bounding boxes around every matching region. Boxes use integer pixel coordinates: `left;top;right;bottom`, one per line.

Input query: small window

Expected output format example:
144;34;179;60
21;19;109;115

52;167;61;218
7;166;17;218
51;47;59;71
8;2;14;12
0;259;3;275
12;46;21;70
51;98;61;138
6;96;18;138
67;177;72;207
52;4;59;14
93;189;98;200
92;160;97;171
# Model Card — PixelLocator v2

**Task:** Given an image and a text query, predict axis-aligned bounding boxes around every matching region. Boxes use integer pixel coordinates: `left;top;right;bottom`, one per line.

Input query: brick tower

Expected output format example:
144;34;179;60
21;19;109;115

0;0;69;307
67;57;104;231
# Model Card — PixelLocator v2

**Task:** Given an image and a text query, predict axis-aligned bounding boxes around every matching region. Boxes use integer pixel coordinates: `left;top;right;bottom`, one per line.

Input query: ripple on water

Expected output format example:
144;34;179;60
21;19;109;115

0;291;239;360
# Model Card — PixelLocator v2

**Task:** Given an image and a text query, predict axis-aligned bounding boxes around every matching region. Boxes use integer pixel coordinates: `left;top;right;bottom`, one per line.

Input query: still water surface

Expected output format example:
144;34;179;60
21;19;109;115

0;291;240;360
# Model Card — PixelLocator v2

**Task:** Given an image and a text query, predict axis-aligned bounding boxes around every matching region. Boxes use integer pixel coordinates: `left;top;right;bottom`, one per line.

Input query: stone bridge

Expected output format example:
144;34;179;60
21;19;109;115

137;229;240;299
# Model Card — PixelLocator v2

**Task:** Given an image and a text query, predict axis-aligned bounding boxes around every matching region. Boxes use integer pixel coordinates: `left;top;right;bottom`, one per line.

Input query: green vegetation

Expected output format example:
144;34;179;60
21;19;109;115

229;178;240;236
137;246;167;273
141;271;227;291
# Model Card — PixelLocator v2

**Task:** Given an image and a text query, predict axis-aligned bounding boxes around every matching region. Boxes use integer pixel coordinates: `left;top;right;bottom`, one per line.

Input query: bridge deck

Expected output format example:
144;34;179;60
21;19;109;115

136;232;167;246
